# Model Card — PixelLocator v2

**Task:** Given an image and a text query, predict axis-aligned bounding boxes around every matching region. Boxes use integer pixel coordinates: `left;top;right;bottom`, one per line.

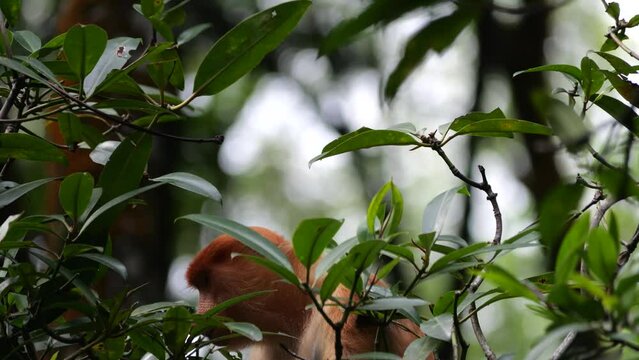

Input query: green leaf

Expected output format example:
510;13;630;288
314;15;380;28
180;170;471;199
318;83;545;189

0;133;66;163
177;23;211;47
606;2;620;21
84;37;142;98
147;48;184;91
403;337;439;360
177;214;293;271
309;127;419;166
421;314;453;341
0;0;21;27
129;328;165;360
385;6;475;99
38;33;66;56
63;24;108;88
0;177;56;209
595;51;637;75
359;296;427;311
348;240;387;270
580;56;605;99
592;95;639;137
77;183;163;237
193;1;310;97
319;0;435;55
94;134;153;229
452;119;552;139
320;258;351;301
314;237;358;281
602;70;639;108
442;108;506;136
59;172;94;220
141;0;164;17
13;30;41;53
239;254;300;286
480;264;539;301
293;218;343;269
76;253;127;279
351;353;401;360
224;322;263;342
429;242;487;273
628;14;639;27
0;56;50;85
513;64;582;81
585;228;618;285
554;213;590;284
163;306;191;353
202;291;273;317
151;172;221;202
57;113;83;145
422;186;464;237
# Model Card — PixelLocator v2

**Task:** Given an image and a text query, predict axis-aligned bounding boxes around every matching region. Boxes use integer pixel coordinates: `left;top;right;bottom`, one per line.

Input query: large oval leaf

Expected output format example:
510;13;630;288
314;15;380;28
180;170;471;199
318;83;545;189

310;127;420;166
84;37;142;98
64;24;108;85
451;119;552;138
192;1;310;97
0;133;66;163
178;214;293;271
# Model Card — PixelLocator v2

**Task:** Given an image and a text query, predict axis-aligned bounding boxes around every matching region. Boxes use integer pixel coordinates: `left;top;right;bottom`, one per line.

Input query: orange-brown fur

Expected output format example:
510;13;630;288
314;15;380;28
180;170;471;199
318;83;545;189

186;227;427;359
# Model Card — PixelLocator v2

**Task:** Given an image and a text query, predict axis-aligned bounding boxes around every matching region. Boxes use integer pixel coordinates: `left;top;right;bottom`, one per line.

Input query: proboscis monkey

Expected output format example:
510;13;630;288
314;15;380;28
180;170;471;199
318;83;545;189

186;227;428;360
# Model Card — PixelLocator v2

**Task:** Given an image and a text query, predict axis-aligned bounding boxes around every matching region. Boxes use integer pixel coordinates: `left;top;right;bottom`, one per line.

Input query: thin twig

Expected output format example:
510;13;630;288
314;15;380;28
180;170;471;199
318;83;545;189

551;331;577;360
1;75;26;133
618;223;639;267
608;30;639;61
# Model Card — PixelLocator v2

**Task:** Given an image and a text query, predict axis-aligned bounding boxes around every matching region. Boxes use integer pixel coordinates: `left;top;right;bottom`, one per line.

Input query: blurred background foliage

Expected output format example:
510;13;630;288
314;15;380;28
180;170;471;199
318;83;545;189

12;0;639;357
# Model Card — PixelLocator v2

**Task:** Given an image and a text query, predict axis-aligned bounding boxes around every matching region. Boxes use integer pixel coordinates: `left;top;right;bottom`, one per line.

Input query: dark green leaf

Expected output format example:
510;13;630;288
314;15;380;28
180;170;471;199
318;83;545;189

59;172;94;220
64;24;108;87
0;177;56;209
383;244;415;263
541;97;589;151
151;172;221;202
591;95;639;137
602;70;639;107
585;228;618;285
178;214;293;271
385;7;474;100
163;306;191;352
0;133;66;163
320;258;350;301
147;48;184;91
193;1;310;97
555;213;589;284
580;57;605;99
513;64;582;81
293;218;343;269
442;108;506;136
57;113;83;145
595;51;637;75
628;14;639;27
348;240;387;270
141;0;164;18
452;119;552;138
239;254;300;286
76;253;127;279
78;183;163;237
224;322;262;342
310;127;419;166
129;328;165;360
0;0;21;27
84;37;142;98
606;2;620;21
319;0;436;55
94;134;153;229
203;291;273;316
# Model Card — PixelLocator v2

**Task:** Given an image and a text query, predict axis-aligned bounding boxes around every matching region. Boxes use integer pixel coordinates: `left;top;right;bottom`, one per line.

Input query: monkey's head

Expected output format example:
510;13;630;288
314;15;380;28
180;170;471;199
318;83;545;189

186;227;310;345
